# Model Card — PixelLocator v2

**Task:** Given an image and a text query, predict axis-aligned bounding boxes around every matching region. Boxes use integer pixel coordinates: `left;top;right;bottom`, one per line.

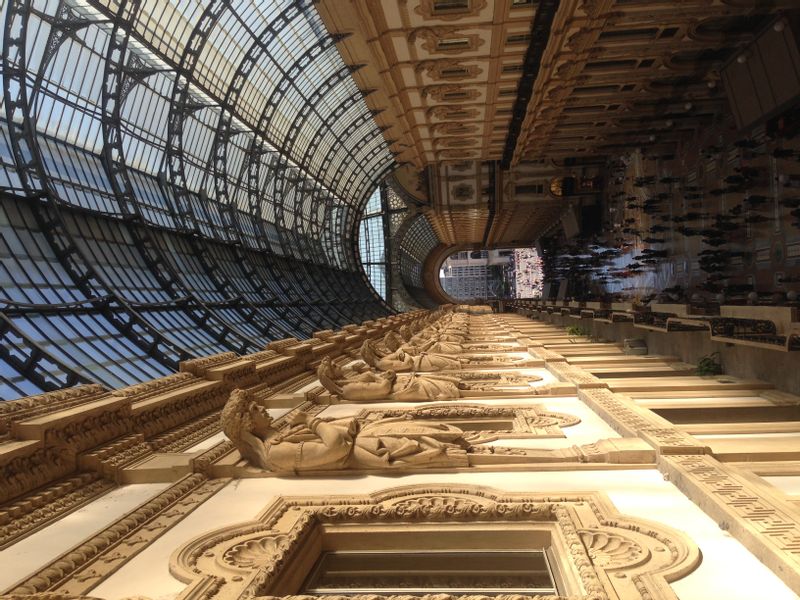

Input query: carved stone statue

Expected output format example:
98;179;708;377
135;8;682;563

385;326;465;356
360;339;461;372
410;334;464;354
383;330;406;352
222;390;469;473
317;357;464;402
399;324;414;342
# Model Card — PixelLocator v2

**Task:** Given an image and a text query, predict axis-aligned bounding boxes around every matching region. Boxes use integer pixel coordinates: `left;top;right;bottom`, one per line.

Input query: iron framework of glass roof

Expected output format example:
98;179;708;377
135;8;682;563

358;187;388;301
392;213;441;309
0;0;395;399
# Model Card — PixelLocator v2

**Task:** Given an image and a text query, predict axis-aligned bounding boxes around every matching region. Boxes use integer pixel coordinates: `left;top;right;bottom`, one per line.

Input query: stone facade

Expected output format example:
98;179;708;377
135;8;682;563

2;307;800;600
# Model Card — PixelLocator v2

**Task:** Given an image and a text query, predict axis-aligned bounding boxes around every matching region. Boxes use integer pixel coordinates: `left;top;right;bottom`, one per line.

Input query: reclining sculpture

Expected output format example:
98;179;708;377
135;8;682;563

221;388;651;474
360;339;462;372
222;389;469;473
317;356;464;401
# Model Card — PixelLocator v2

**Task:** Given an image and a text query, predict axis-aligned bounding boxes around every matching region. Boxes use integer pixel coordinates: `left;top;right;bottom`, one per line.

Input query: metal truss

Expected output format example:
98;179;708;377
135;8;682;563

0;0;395;398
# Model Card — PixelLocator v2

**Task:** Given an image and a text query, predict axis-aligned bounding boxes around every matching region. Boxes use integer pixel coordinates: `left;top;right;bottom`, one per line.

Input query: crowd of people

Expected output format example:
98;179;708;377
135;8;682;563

539;123;800;305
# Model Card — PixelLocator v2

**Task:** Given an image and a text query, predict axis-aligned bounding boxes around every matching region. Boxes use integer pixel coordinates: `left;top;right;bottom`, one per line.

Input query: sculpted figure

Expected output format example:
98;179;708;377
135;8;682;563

411;334;464;354
383;330;405;352
360;339;461;372
317;357;464;402
399;324;413;342
384;330;462;357
222;390;469;473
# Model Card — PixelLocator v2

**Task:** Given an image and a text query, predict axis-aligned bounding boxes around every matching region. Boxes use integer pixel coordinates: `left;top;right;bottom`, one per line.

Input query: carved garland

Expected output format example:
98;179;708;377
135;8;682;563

171;485;700;600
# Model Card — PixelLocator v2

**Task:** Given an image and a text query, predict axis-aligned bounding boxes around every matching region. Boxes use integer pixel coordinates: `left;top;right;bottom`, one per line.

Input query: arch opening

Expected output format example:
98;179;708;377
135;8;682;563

438;247;543;302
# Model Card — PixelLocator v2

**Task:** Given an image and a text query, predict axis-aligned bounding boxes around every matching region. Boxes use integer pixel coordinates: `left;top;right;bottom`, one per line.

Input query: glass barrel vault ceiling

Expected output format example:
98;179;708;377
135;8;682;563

358;187;387;301
0;0;395;400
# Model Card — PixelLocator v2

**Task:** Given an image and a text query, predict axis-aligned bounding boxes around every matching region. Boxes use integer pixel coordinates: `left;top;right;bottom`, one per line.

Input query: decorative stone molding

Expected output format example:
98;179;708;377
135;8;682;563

463;438;653;464
11;394;132;454
662;455;800;592
431;122;479;136
438;149;478;159
180;352;238;375
451;181;474;198
0;595;106;600
0;473;114;549
530;347;568;362
122;374;226;438
415;59;481;81
356;403;580;443
414;0;488;21
0;314;430;509
192;440;235;476
446;370;545;390
427;106;480;121
6;474;228;596
245;350;305;386
639;428;709;455
2;391;134;504
437;137;477;149
422;84;480;103
265;338;300;353
566;27;598;52
78;434;151;479
149;410;223;453
410;27;485;55
546;362;607;388
180;353;258;389
0;445;73;505
171;485;699;600
0;385;109;436
578;388;657;438
580;0;613;19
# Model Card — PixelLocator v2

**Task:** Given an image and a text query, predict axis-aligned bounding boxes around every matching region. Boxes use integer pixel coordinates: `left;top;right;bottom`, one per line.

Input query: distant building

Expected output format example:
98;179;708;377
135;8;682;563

440;250;511;300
